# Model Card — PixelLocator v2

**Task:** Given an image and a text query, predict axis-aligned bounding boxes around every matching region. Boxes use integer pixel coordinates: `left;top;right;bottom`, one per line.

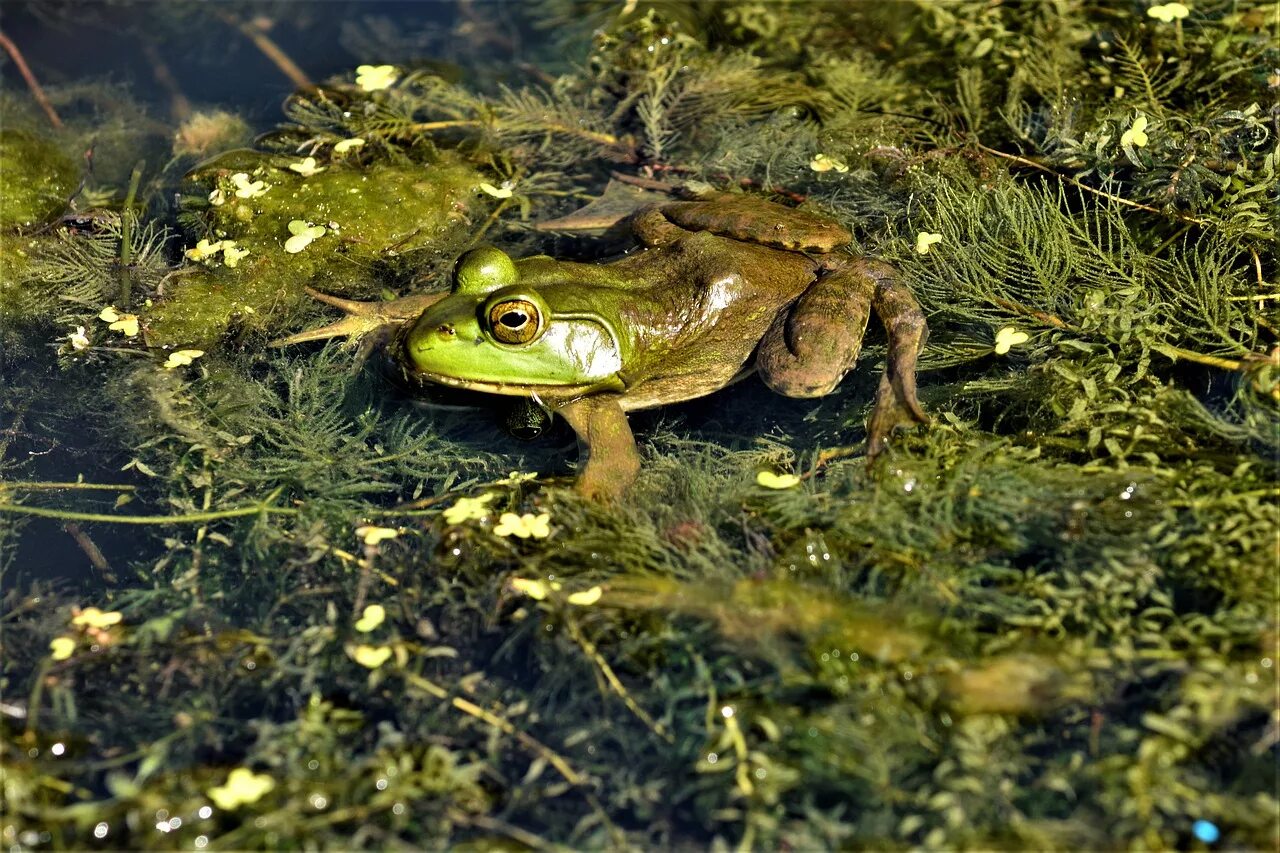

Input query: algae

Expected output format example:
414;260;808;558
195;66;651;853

1;1;1276;850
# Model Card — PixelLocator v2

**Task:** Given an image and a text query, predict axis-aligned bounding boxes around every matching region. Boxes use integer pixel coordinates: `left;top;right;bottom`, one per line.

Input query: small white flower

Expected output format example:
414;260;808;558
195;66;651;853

68;326;90;351
163;349;205;369
994;326;1030;355
915;232;943;255
231;172;269;199
284;220;326;254
809;153;849;173
355;65;398;92
288;157;325;177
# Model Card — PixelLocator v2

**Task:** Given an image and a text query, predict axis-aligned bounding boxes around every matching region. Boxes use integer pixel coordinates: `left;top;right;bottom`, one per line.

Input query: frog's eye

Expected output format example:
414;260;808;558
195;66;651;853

487;298;542;345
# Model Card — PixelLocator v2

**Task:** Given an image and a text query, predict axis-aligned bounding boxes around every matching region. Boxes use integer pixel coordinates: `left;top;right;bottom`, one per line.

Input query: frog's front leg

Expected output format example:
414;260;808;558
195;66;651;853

757;259;927;457
270;290;447;347
556;394;641;501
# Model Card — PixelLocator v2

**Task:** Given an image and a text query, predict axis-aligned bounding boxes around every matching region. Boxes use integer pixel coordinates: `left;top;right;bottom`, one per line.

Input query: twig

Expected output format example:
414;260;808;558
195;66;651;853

402;671;585;787
565;616;673;743
0;500;296;525
978;143;1211;228
63;522;115;581
0;29;63;129
404;119;625;152
119;160;145;309
213;11;313;89
139;40;192;122
1;481;136;492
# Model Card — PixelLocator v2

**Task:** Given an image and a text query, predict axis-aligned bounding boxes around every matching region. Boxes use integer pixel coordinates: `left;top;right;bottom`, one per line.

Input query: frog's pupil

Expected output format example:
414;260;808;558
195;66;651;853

501;311;528;328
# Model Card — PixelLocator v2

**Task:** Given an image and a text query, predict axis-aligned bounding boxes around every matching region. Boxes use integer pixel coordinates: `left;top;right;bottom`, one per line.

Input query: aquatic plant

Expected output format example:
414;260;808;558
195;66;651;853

1;0;1275;849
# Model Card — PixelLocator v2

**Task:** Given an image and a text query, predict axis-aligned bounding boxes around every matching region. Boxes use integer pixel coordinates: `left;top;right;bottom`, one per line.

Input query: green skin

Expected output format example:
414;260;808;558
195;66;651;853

286;194;928;499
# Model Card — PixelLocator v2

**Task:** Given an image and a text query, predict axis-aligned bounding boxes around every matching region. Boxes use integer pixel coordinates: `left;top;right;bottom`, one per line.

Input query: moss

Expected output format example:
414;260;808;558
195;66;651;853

0;129;77;229
145;149;488;346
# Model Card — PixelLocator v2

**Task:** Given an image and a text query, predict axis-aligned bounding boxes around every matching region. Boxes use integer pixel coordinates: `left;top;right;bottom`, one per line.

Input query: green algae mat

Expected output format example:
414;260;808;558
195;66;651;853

1;2;1276;849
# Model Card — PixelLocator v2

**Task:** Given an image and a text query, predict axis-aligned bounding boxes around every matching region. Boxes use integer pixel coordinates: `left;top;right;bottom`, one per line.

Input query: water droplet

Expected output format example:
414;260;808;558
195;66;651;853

93;823;109;839
706;752;718;764
50;742;65;756
1192;820;1220;844
198;806;212;819
720;705;735;719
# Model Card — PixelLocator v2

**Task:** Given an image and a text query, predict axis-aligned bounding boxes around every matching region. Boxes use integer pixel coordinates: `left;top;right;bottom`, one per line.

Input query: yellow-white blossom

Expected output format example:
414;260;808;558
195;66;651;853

49;636;76;660
163;349;205;370
994;326;1030;355
354;604;386;633
68;326;89;351
222;243;250;268
493;512;551;539
915;232;943;255
284;220;326;253
98;307;139;337
288;156;325;177
1121;115;1150;148
1147;3;1189;22
479;182;513;198
207;768;275;810
72;607;123;629
442;493;495;525
356;525;398;546
355;65;398;91
756;471;801;489
351;644;392;668
231;172;269;199
809;153;849;173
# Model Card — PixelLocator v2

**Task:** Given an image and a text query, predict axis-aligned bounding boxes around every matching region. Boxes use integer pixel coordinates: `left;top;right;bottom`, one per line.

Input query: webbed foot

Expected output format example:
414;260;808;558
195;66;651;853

270;288;447;347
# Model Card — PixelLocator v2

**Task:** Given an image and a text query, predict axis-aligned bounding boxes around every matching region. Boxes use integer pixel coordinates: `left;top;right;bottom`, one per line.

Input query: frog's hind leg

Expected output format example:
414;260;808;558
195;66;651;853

756;259;927;456
863;262;929;457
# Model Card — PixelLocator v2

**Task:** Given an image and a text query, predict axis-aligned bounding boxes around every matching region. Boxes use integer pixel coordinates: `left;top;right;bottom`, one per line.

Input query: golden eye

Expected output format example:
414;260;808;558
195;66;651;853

487;299;541;344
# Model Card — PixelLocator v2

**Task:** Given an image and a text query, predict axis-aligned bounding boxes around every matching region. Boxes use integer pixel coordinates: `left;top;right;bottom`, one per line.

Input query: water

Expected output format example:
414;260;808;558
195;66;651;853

2;2;1276;849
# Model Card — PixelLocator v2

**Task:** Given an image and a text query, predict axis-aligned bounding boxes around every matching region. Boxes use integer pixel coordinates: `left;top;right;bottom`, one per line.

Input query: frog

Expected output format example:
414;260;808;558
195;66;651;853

280;189;928;500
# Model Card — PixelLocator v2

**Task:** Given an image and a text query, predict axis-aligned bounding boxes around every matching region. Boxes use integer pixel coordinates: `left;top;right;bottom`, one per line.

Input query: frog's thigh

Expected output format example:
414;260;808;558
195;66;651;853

756;266;873;398
630;207;686;247
556;395;641;501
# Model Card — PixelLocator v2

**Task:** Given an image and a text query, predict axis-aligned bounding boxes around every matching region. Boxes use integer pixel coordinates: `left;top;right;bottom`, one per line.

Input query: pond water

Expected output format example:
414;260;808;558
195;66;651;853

2;1;1276;849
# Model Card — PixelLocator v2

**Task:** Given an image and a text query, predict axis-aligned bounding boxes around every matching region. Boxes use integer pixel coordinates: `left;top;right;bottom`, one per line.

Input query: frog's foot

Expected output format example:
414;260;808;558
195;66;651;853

556;395;641;501
756;259;927;456
270;289;446;348
863;263;929;459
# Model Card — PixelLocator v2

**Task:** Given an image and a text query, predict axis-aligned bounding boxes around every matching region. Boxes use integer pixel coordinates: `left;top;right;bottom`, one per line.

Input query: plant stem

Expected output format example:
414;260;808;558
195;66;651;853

0;503;296;525
0;29;62;128
214;10;313;89
118;160;145;310
1;481;136;492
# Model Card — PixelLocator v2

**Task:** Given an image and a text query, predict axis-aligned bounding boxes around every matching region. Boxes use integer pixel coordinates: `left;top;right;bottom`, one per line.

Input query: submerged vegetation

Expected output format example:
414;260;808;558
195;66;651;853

1;1;1276;849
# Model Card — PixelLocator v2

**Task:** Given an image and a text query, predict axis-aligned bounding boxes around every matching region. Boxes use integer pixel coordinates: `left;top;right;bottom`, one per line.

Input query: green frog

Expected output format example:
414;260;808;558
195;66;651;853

282;191;927;499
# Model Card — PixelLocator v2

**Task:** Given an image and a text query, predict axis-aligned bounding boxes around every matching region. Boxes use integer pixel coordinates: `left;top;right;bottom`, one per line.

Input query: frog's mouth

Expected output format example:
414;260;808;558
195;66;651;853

392;323;625;399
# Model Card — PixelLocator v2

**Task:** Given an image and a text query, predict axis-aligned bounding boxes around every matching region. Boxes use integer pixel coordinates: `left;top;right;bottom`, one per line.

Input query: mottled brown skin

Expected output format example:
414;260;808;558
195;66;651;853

547;193;927;499
279;192;929;500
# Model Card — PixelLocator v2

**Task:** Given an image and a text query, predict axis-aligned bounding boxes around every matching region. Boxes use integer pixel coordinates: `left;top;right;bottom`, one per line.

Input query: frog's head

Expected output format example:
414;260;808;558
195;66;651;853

401;247;626;395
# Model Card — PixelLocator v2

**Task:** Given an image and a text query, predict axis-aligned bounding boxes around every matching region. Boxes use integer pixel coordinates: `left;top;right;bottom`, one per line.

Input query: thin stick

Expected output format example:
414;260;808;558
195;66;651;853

0;29;63;129
140;40;192;122
2;482;136;492
565;617;673;743
0;502;296;525
119;160;144;309
63;522;115;581
978;143;1211;228
402;671;585;787
213;11;313;89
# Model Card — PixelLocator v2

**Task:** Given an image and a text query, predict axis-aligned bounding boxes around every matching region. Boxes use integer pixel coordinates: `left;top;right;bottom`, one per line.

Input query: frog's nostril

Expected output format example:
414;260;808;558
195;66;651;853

437;324;456;337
